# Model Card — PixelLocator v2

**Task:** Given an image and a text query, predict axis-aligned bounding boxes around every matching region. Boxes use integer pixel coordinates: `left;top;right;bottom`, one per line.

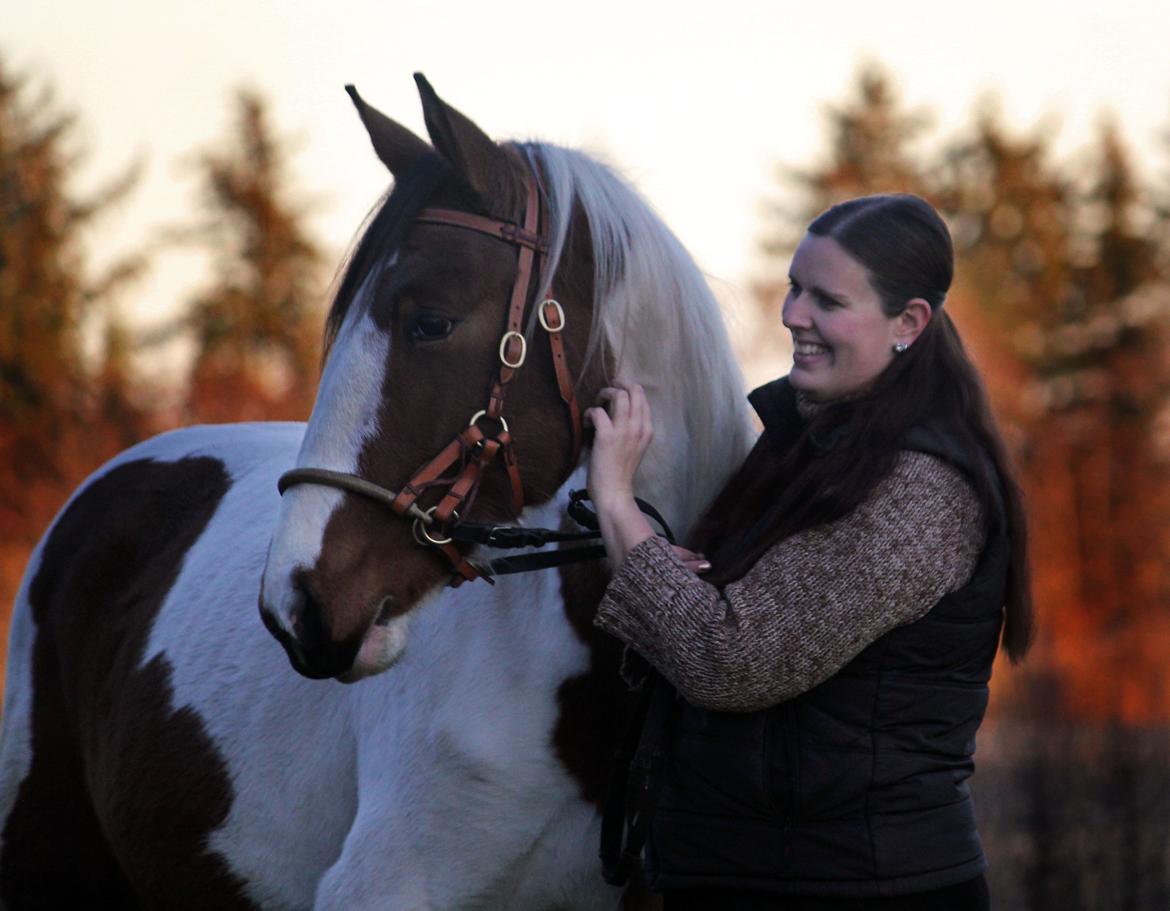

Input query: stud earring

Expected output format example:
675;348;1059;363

893;342;909;355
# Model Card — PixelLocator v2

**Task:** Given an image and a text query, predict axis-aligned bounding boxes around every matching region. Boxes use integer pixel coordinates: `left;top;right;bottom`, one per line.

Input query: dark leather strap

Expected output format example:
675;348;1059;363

391;427;483;516
541;298;583;466
415;208;548;252
600;672;674;886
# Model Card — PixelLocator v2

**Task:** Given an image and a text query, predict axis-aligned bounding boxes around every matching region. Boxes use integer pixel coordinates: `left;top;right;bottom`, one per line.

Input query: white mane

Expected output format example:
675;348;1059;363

519;143;756;541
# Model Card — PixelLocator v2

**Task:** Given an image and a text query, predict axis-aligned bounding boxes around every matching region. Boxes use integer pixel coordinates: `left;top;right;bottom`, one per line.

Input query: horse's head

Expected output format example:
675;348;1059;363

259;76;602;681
260;75;755;683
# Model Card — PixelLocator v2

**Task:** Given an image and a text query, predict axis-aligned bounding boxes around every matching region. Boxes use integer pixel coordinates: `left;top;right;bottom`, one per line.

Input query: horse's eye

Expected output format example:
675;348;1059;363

410;313;456;342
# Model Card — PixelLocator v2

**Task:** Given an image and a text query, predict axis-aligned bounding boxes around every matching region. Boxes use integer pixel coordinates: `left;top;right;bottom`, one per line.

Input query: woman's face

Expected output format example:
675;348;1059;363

782;233;906;403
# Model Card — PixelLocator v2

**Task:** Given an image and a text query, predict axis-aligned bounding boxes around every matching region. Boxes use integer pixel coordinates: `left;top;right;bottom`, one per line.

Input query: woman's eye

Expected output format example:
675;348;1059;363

410;314;456;342
788;280;801;296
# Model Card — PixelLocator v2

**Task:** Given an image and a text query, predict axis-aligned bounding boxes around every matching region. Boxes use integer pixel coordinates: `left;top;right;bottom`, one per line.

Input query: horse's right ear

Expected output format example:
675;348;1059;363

345;85;431;178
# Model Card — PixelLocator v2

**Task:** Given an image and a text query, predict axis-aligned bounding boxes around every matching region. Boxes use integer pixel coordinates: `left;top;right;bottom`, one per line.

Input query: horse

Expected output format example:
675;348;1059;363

0;74;755;910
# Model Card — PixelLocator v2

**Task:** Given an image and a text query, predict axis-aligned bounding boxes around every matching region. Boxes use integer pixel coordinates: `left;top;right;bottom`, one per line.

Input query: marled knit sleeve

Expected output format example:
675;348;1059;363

594;451;986;712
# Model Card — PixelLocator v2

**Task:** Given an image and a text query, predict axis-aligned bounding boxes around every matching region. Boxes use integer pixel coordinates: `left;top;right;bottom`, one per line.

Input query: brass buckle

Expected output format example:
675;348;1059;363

538;299;566;332
468;410;509;434
499;331;527;368
413;506;459;546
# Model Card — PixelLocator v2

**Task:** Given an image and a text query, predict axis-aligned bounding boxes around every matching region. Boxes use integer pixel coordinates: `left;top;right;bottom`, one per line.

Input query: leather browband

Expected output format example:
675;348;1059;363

414;209;548;252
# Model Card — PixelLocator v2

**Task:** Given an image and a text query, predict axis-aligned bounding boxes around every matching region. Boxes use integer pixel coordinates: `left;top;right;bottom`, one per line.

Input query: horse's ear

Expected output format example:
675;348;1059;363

345;85;431;178
413;73;520;217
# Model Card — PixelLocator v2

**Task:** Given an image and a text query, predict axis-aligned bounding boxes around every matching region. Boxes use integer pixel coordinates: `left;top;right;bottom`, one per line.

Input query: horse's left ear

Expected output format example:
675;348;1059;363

413;73;522;218
345;84;432;178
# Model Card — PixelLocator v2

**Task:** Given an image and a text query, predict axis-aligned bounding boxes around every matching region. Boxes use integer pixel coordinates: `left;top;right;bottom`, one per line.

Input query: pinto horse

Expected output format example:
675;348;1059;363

0;75;754;910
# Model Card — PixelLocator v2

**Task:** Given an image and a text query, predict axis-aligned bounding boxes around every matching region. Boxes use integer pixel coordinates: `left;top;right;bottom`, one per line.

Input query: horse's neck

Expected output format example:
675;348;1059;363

430;469;608;678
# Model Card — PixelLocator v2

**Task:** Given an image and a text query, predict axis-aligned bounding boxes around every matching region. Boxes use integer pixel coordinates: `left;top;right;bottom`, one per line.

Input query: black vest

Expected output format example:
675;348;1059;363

645;379;1009;897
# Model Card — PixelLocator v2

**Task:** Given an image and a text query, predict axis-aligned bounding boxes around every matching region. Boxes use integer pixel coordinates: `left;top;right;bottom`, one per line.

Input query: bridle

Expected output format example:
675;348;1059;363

277;167;588;585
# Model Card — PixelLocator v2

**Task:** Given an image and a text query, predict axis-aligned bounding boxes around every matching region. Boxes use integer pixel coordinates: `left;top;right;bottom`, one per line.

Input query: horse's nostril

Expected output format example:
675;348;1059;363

291;570;328;646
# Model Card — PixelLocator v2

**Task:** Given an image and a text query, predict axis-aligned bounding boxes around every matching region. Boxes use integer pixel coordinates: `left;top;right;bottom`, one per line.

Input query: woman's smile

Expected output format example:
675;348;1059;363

792;338;832;363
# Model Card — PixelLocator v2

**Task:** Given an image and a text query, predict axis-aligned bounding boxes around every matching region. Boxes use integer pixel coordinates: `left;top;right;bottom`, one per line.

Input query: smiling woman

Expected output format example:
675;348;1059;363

585;194;1033;908
784;231;931;402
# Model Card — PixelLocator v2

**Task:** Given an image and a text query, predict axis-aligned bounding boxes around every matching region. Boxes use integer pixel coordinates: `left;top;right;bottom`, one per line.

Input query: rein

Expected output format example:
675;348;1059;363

278;168;599;585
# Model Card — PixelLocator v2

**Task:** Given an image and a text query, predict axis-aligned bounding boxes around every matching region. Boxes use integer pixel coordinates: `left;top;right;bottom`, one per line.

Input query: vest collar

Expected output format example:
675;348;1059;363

747;377;802;453
748;376;848;455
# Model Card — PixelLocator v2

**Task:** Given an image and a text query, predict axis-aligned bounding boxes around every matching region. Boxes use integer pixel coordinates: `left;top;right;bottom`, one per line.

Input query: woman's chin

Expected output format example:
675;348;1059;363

789;366;827;400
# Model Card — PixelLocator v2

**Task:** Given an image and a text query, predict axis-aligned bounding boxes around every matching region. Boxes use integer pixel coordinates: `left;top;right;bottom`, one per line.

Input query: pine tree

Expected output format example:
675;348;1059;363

759;65;932;270
0;57;146;536
0;56;149;667
174;89;326;423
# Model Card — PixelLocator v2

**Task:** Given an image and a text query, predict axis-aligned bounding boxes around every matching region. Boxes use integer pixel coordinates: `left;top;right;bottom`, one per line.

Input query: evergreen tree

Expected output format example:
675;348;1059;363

0;57;145;538
174;89;326;423
0;56;149;659
762;63;932;261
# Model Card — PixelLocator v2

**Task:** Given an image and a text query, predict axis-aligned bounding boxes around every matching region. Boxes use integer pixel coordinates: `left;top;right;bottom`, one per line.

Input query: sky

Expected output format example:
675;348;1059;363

7;0;1170;380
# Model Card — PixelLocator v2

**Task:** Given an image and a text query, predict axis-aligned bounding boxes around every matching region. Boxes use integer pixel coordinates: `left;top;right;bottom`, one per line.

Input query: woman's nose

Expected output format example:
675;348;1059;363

782;291;809;330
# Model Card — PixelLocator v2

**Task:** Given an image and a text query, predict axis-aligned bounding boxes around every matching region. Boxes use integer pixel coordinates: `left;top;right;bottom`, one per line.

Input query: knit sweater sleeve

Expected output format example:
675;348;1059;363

594;451;986;712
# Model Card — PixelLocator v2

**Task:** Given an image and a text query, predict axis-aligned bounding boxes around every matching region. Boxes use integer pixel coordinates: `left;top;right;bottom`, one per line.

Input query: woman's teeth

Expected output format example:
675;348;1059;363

795;342;829;355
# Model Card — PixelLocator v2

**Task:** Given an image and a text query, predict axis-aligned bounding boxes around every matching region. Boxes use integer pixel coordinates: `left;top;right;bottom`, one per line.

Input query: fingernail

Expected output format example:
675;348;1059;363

697;561;712;573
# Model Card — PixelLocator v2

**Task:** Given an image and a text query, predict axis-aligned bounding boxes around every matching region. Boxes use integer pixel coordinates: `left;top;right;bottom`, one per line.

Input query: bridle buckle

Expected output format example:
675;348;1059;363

499;331;527;369
538;299;566;332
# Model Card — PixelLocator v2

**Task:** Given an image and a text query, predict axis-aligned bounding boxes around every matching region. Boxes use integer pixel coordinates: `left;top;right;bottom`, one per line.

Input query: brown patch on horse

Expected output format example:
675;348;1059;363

1;458;258;910
552;559;631;807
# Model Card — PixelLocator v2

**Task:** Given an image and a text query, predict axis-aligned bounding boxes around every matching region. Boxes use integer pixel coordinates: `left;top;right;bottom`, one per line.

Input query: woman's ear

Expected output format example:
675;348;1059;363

895;298;933;346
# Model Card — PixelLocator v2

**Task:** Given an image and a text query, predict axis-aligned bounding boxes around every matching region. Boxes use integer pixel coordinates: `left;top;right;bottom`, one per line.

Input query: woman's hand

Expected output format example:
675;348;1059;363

584;385;711;575
584;384;654;510
584;384;657;566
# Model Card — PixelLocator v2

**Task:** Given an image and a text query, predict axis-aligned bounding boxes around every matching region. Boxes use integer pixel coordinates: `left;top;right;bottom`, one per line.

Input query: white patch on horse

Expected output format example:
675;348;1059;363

261;263;395;636
137;426;359;908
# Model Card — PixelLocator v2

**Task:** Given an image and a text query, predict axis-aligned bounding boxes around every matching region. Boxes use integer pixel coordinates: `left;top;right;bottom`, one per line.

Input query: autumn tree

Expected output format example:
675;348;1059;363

0;60;146;527
0;56;149;666
173;89;327;423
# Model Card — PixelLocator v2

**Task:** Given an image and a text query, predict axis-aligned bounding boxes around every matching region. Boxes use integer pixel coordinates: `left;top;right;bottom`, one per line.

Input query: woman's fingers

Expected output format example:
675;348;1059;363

597;386;632;426
631;385;653;443
596;384;650;432
583;406;610;431
672;545;712;574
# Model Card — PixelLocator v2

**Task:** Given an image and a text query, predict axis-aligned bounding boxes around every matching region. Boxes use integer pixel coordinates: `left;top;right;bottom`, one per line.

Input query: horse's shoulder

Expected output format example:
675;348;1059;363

11;431;263;907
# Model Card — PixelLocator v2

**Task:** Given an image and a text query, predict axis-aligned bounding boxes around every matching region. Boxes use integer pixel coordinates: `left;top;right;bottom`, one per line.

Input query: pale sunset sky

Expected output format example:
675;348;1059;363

6;0;1170;381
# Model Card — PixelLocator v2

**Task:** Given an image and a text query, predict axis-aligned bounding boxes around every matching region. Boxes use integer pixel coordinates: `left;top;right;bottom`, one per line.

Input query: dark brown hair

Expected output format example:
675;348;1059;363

691;194;1033;662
